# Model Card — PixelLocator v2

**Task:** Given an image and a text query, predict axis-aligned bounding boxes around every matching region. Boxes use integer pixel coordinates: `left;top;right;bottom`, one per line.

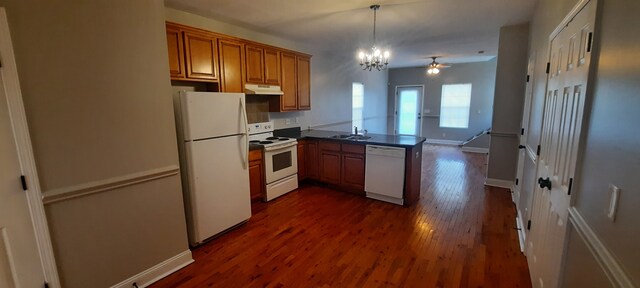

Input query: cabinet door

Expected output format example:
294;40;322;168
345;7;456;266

218;39;245;92
166;25;185;79
297;55;311;110
280;52;298;111
184;31;218;80
264;48;280;85
297;142;306;180
341;153;365;191
245;45;264;84
306;140;319;180
249;160;264;202
320;151;341;185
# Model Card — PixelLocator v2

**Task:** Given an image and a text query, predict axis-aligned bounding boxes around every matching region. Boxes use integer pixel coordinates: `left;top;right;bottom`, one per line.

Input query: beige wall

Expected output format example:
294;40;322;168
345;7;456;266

487;23;529;182
0;0;190;287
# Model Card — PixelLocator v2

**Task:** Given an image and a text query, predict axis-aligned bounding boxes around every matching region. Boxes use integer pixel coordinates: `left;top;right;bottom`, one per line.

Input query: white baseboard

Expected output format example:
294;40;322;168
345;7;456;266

568;207;634;288
461;146;489;153
515;209;526;252
484;178;514;189
110;250;194;288
424;139;464;146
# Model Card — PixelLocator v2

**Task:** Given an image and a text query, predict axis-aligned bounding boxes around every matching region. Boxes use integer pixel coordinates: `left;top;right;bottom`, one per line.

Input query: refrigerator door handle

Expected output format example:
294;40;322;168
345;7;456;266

239;97;249;169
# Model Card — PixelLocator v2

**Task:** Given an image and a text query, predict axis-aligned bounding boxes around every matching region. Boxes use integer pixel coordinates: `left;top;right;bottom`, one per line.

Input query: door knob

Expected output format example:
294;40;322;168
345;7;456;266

538;177;552;190
518;145;526;149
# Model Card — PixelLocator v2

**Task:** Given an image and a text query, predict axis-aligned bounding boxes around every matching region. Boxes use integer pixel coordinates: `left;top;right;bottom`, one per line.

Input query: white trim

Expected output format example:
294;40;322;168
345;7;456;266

568;207;635;288
110;250;194;288
484;178;514;189
515;209;526;252
424;139;463;146
42;165;180;204
461;146;489;154
0;8;61;288
549;0;592;40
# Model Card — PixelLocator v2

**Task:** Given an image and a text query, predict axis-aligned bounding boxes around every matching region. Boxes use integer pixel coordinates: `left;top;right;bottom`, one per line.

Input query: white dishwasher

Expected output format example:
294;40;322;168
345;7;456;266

365;145;406;205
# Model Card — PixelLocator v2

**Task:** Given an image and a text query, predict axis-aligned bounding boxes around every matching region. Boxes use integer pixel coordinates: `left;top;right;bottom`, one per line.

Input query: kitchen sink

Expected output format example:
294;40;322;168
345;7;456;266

328;134;372;141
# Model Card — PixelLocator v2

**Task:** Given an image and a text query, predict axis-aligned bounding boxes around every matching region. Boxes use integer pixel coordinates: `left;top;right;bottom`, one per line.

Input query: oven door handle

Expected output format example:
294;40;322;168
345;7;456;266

240;96;248;169
264;142;297;152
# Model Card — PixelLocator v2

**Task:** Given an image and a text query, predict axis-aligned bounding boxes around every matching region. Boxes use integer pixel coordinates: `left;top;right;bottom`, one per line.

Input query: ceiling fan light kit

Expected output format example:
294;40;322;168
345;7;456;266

358;4;390;71
426;56;448;75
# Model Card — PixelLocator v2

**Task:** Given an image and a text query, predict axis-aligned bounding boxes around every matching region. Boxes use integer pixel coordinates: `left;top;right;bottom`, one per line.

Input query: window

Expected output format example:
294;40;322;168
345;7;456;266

439;83;472;128
352;82;364;132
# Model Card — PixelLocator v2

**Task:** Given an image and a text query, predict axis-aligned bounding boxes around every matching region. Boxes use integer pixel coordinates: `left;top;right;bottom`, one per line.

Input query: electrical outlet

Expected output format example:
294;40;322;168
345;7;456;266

295;117;299;124
285;119;291;125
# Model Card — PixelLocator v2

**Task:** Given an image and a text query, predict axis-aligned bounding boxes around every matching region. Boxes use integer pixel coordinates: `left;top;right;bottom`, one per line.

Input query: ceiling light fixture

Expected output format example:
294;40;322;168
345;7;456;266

426;57;449;75
358;4;390;71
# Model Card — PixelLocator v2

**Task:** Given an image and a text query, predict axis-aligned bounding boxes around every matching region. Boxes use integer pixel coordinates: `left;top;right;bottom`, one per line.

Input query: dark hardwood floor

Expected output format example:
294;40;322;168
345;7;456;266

151;145;531;287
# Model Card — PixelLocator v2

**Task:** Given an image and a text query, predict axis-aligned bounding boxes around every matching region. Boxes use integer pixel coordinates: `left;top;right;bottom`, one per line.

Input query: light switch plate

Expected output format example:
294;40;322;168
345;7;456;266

285;119;291;125
607;184;620;221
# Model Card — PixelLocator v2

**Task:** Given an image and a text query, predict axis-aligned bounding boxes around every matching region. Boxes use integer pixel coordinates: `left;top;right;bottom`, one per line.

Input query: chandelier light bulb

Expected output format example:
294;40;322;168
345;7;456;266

358;51;365;60
373;48;381;57
383;51;390;58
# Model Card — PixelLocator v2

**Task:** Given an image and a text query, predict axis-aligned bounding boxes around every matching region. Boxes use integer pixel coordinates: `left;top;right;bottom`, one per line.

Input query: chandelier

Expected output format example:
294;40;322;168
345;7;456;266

358;4;390;71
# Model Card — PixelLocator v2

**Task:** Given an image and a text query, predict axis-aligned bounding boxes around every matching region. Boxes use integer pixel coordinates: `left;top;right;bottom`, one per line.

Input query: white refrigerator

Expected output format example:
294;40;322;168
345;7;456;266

175;91;251;246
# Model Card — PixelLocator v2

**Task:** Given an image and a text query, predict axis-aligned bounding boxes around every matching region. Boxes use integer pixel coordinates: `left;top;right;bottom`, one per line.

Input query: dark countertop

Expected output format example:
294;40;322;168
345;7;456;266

274;128;426;148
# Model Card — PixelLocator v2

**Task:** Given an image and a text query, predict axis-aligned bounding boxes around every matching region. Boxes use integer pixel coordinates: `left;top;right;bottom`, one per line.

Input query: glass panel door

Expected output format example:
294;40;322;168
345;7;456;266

395;86;423;136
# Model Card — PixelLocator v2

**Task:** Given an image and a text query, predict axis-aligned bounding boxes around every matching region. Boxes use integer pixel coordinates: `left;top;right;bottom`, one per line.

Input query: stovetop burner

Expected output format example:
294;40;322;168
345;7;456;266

259;141;274;144
249;140;260;143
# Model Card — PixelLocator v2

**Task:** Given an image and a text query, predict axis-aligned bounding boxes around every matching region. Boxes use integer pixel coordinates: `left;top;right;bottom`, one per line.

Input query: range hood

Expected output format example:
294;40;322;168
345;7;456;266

244;84;284;95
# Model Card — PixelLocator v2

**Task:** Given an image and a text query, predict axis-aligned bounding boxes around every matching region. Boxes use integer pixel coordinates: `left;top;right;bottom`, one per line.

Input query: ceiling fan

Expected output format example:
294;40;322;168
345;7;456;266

426;56;450;75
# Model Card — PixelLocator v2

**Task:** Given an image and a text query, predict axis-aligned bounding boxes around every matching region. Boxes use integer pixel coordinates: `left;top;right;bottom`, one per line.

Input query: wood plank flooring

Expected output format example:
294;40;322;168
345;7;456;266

151;145;531;287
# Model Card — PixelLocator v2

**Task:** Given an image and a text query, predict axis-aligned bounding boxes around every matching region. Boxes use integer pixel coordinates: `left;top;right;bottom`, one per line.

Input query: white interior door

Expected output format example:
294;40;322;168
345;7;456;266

394;86;423;136
526;2;596;287
0;72;47;288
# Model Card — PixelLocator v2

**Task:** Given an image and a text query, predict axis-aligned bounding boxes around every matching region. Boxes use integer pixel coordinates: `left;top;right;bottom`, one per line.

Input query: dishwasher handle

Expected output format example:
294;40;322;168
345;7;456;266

366;145;406;158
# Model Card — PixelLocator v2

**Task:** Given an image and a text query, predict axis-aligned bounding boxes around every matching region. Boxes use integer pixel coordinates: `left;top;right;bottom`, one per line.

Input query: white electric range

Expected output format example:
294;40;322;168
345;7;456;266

248;122;298;201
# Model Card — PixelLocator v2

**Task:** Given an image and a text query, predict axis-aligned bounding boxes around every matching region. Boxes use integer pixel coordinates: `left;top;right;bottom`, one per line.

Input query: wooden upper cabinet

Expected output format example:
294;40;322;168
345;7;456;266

264;48;280;85
218;38;245;93
280;52;298;111
166;24;185;79
184;31;218;81
245;45;265;84
297;55;311;110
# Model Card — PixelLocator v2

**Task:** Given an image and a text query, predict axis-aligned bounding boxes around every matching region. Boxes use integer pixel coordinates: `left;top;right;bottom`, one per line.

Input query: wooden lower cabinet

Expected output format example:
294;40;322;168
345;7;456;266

341;153;365;191
306;140;319;180
297;141;307;180
248;149;265;202
314;140;366;193
320;151;341;185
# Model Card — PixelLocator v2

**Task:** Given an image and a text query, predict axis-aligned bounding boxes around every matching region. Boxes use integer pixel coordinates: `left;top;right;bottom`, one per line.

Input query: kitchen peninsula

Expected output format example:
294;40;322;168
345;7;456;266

276;128;425;206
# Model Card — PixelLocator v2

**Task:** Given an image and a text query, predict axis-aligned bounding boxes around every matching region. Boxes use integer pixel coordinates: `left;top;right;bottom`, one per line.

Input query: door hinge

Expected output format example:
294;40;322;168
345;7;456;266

515;178;519;185
536;145;541;156
526;75;530;82
44;282;49;288
527;220;532;230
587;32;593;52
521;128;525;135
568;177;574;195
20;175;27;191
545;62;550;74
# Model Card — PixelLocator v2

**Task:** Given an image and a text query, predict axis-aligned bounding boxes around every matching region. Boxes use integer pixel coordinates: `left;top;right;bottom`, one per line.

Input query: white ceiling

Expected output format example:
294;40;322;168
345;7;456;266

165;0;537;68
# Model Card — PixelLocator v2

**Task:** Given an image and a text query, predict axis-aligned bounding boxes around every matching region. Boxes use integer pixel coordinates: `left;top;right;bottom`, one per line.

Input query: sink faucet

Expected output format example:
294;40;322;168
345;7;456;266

354;126;358;135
